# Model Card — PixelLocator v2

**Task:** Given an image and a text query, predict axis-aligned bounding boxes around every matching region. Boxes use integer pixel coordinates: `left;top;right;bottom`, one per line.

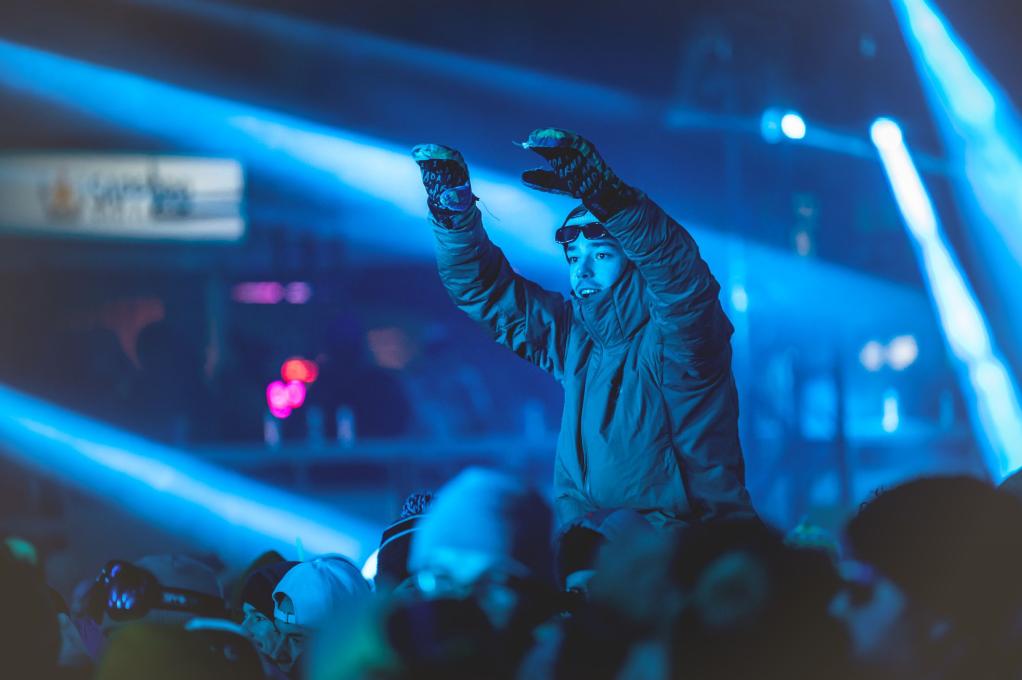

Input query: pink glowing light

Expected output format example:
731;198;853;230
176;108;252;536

267;380;291;411
233;282;285;305
232;282;312;305
268;404;292;419
266;378;308;419
285;380;307;409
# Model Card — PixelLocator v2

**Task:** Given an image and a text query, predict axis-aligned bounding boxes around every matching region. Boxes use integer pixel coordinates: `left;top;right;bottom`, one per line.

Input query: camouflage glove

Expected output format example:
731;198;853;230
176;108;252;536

411;144;478;228
518;128;639;222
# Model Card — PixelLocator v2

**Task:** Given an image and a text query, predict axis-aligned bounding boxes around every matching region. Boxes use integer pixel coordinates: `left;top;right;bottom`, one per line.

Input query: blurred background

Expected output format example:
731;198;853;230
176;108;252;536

0;0;1020;586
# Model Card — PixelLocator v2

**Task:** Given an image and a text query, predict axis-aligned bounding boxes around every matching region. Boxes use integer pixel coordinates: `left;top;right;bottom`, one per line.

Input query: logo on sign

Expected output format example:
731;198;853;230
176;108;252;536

40;170;82;222
37;169;194;226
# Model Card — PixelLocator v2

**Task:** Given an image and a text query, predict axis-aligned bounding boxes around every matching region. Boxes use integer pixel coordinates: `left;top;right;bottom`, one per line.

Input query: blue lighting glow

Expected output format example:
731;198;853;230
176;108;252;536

871;117;1022;479
0;39;563;263
891;0;1022;364
132;0;643;119
730;284;749;312
892;0;997;127
882;389;900;433
760;108;784;144
0;384;376;562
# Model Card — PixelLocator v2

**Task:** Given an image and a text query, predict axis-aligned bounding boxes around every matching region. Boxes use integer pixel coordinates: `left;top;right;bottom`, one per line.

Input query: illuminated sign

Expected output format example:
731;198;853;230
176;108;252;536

0;154;244;241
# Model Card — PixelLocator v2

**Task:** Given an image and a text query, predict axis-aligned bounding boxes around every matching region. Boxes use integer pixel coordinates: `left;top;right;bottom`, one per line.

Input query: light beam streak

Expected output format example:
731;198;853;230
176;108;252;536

0;384;376;563
871;117;1022;479
0;39;564;262
890;0;1022;413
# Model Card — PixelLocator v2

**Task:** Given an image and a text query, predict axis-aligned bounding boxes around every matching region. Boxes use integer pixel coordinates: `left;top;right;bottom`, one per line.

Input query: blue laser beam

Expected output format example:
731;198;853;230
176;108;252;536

0;383;377;562
0;38;564;261
891;0;1022;259
890;0;1022;364
871;117;1022;480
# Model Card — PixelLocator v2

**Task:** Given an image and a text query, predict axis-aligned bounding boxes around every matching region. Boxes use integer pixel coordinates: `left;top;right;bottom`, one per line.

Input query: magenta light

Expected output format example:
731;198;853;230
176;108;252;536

266;380;291;410
285;380;307;408
266;379;307;419
233;282;285;304
232;282;312;304
268;404;292;419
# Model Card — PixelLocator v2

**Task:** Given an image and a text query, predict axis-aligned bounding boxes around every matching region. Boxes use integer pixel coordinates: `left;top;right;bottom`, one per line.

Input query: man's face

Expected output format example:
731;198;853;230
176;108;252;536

565;236;626;299
239;602;281;658
269;618;311;675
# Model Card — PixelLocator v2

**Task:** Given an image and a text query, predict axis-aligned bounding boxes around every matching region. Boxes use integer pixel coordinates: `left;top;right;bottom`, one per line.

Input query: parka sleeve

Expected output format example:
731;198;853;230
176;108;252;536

604;195;754;521
601;195;733;380
432;205;570;380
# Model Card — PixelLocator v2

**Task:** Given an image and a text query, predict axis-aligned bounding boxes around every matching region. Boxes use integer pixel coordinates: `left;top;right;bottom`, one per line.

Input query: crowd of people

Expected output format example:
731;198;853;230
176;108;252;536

7;467;1022;679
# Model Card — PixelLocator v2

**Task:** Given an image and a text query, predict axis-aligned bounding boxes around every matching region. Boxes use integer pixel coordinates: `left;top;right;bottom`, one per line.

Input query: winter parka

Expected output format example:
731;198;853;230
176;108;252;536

432;194;754;528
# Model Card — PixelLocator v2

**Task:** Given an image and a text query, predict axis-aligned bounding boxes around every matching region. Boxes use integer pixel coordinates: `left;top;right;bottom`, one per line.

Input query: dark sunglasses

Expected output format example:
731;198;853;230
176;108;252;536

86;560;227;623
555;222;610;245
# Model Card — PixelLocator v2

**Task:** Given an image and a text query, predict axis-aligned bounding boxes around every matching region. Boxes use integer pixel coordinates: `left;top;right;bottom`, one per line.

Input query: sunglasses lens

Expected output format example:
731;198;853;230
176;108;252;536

555;226;581;244
555;222;609;244
582;224;609;240
556;223;610;245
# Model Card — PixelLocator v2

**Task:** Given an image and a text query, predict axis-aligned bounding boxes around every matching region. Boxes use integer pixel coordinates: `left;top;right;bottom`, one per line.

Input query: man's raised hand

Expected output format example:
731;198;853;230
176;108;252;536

412;144;477;225
517;128;638;221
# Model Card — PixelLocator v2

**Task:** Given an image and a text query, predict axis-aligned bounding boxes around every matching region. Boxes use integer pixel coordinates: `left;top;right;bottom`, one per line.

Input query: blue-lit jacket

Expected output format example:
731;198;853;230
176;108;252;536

432;194;754;528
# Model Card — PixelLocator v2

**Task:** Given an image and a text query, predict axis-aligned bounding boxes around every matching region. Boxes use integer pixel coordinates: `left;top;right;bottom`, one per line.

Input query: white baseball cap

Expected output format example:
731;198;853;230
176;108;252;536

271;556;369;628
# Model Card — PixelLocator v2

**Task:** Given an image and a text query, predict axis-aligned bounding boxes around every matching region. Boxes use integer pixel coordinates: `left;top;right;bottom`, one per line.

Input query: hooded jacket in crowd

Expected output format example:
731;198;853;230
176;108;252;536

431;194;754;528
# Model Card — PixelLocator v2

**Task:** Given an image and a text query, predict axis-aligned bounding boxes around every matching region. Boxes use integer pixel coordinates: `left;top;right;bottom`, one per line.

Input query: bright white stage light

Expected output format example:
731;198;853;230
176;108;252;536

869;118;903;148
761;108;806;143
871;118;936;240
780;113;807;140
887;335;919;371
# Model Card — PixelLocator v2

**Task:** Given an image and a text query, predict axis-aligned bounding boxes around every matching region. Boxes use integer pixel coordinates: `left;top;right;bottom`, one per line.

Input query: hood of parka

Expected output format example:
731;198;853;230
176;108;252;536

573;262;648;347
